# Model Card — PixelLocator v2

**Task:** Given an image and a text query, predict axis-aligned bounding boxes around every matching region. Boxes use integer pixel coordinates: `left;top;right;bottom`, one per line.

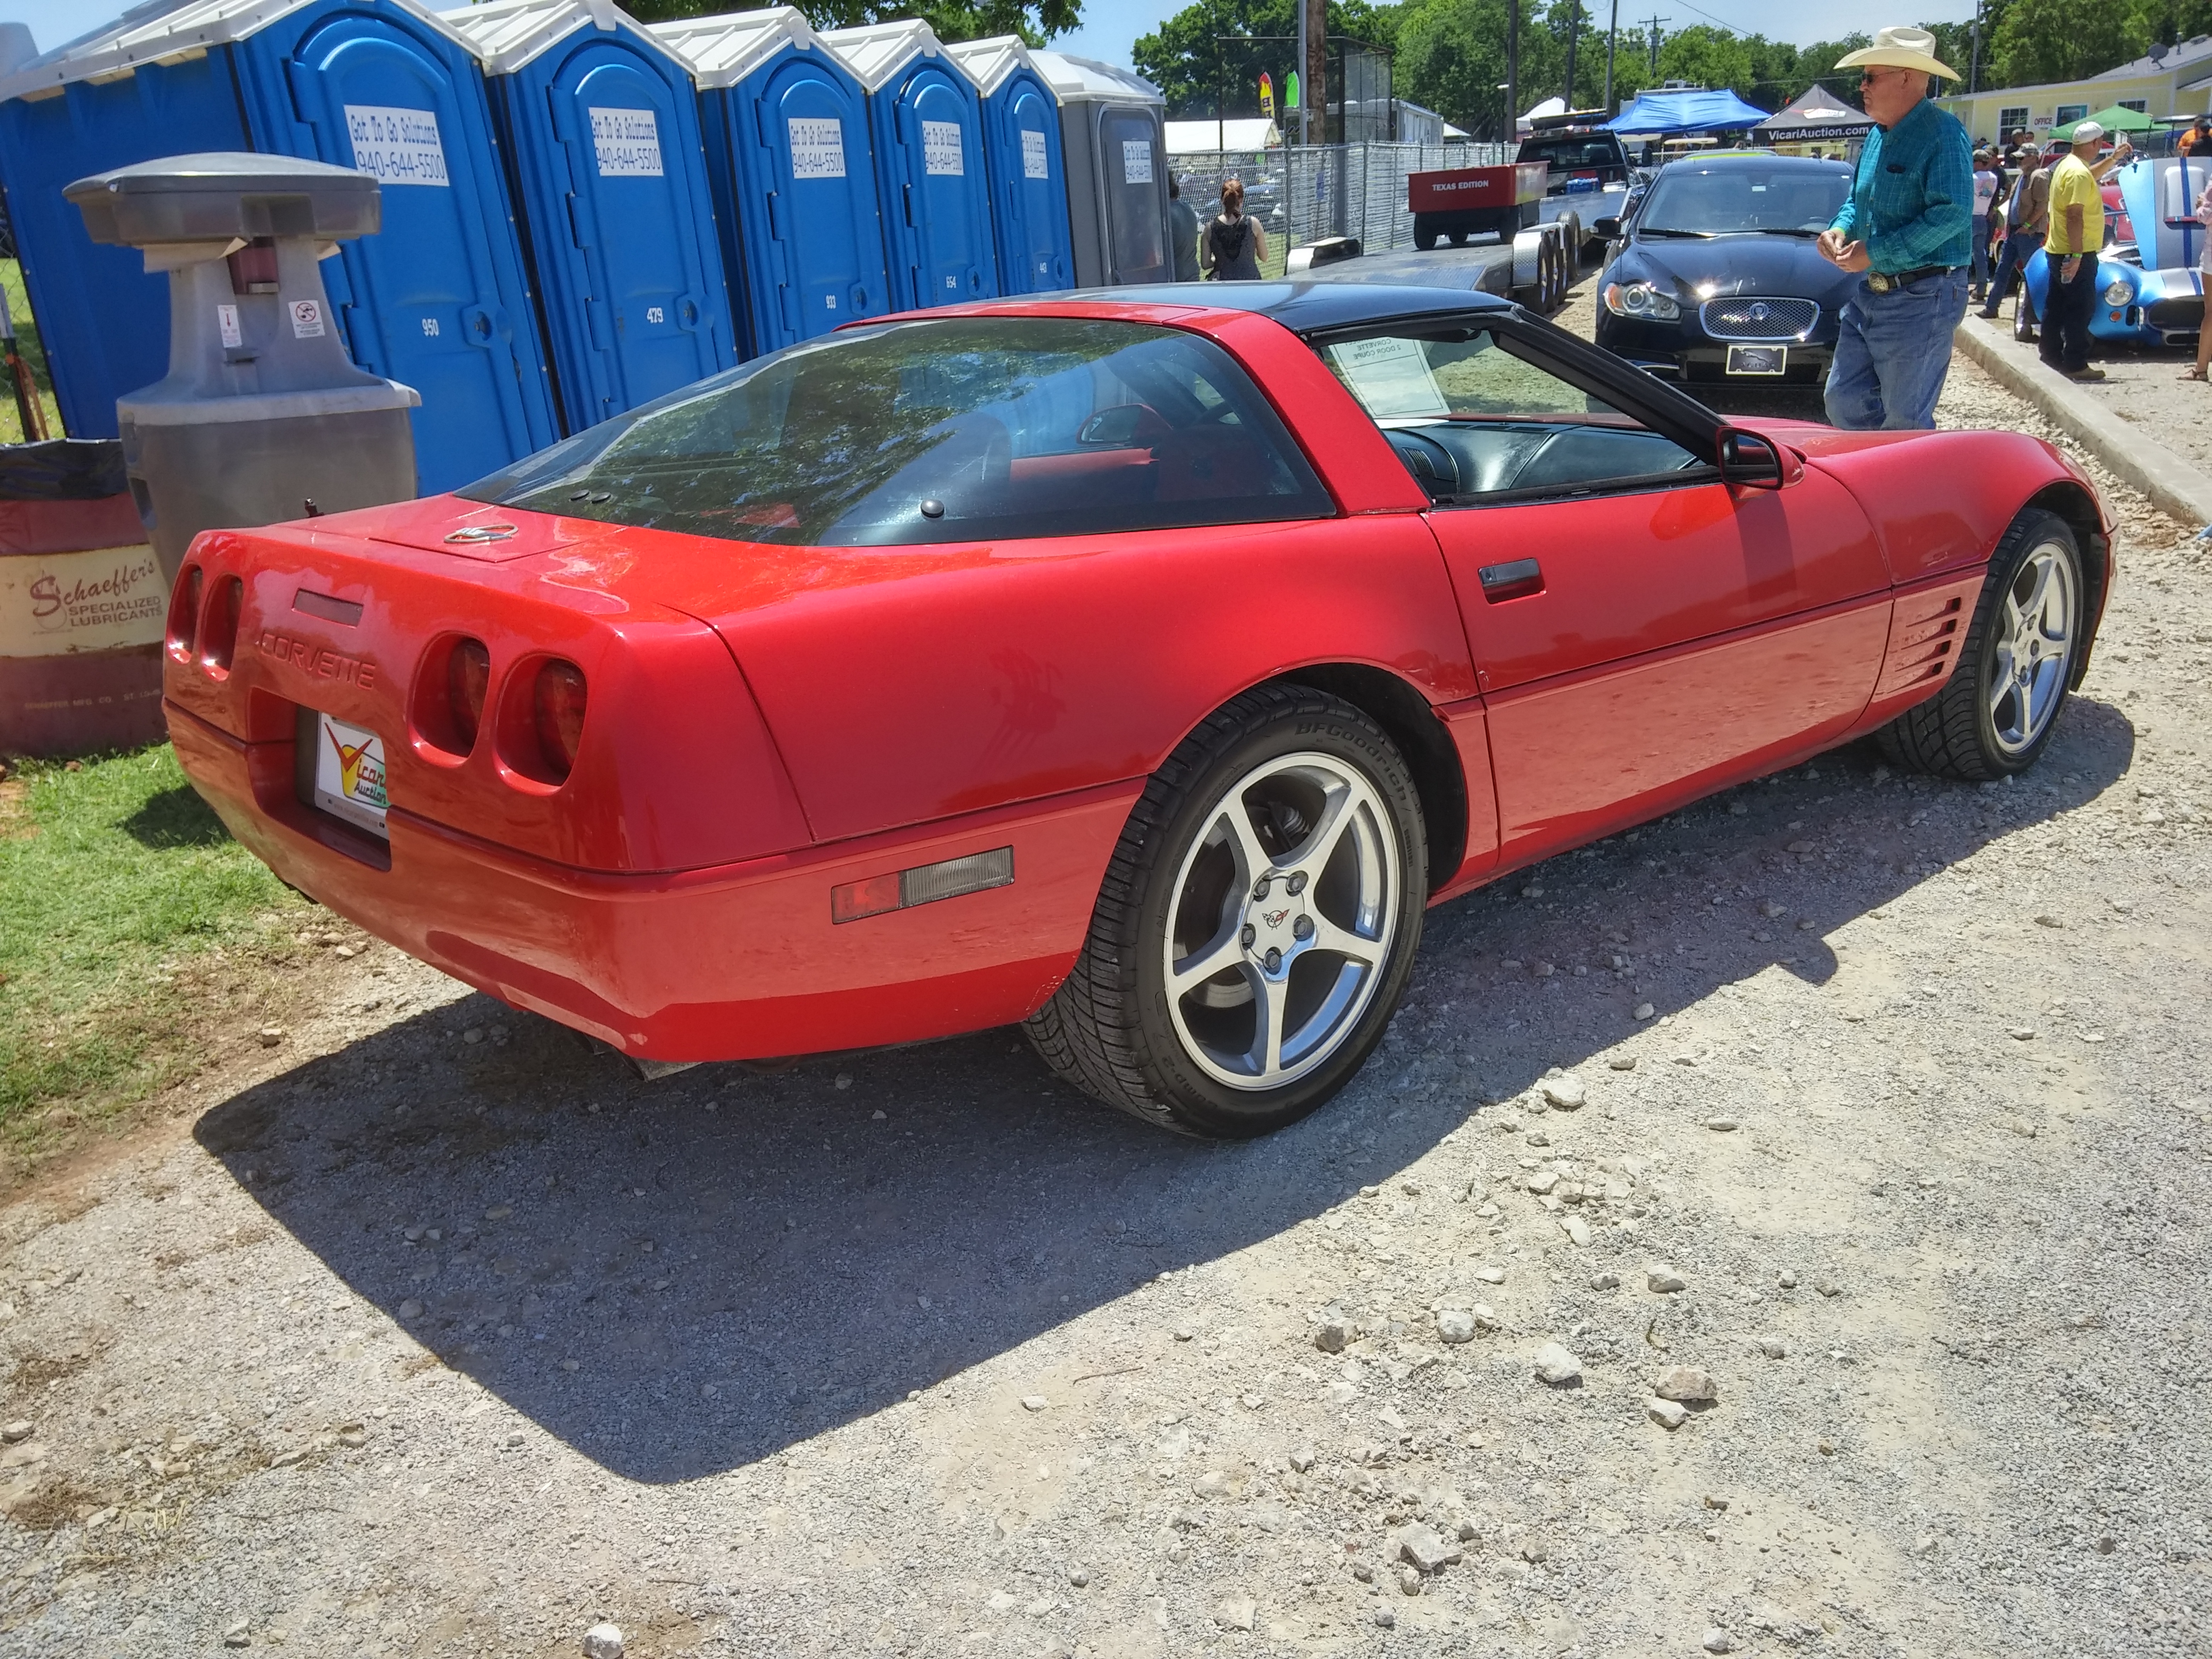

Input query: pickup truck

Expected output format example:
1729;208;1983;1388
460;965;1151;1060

1516;113;1642;260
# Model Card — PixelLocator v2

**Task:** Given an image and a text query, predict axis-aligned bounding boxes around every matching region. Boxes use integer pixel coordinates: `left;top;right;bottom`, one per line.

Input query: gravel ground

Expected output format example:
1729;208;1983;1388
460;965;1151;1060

2;287;2208;1659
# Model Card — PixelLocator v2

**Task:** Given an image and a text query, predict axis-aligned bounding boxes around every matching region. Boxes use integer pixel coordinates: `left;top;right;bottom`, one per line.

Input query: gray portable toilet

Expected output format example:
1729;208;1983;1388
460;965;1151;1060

64;153;418;584
1030;52;1172;288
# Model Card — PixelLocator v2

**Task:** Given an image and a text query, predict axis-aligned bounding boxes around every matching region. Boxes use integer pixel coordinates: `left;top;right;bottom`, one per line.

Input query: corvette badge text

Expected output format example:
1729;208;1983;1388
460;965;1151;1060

256;630;379;689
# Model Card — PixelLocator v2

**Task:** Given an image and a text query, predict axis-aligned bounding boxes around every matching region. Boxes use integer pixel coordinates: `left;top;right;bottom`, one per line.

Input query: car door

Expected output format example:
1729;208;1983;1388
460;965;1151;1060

1312;316;1893;866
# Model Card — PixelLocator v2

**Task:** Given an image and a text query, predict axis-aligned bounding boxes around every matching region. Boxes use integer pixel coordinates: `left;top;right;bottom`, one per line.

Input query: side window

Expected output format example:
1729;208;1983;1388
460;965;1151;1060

1318;325;1704;502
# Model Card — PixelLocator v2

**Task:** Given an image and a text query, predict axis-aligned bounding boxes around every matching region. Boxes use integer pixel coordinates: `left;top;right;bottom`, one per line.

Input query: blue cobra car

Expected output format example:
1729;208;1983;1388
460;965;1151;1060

1593;152;1858;386
2023;155;2209;347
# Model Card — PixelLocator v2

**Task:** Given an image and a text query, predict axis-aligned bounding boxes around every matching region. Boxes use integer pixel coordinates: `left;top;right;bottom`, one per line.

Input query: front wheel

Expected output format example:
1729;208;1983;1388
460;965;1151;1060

1878;507;2085;778
1026;686;1427;1138
1414;226;1438;251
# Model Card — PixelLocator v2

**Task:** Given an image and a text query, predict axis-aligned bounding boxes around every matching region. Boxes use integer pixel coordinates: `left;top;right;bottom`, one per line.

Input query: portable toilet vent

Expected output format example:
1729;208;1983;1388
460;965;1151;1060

0;0;557;493
819;20;998;313
651;8;889;358
942;35;1073;296
1031;51;1173;288
440;0;734;434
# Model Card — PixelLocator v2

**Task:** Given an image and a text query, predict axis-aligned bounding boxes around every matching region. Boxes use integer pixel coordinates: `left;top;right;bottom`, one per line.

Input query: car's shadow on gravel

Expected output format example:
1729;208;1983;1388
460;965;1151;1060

192;699;2136;1483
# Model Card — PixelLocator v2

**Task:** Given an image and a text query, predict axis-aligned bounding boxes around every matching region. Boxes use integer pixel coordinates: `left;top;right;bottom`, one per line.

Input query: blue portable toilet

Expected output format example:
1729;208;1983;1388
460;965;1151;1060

818;21;999;313
0;0;556;493
943;36;1073;296
651;9;890;358
442;0;734;434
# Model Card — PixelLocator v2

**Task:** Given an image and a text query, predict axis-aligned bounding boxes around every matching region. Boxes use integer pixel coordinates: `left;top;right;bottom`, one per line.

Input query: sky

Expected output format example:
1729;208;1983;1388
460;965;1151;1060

1;0;1979;77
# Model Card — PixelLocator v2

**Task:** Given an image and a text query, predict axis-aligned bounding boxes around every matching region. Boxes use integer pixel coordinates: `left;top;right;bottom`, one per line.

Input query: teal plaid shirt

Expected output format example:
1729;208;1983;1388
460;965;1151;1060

1829;96;1973;273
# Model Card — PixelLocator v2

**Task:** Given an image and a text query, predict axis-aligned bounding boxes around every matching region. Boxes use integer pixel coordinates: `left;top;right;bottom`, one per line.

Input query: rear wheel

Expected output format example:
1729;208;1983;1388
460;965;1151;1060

1878;507;2084;778
1414;225;1438;252
1026;686;1427;1138
1448;228;1468;247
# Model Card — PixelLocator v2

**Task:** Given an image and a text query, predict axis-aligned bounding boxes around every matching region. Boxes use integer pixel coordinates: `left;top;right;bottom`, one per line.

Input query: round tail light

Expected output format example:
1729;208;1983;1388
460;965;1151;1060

446;638;490;752
167;565;203;660
200;575;243;676
532;660;587;782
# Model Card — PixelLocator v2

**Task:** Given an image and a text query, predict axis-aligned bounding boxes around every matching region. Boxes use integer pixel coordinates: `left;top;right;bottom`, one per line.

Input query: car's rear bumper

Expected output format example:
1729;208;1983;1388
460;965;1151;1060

169;701;1139;1062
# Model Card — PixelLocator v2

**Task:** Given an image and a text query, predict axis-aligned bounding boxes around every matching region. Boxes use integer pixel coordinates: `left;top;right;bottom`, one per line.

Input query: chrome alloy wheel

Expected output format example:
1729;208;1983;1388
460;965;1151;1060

1161;752;1401;1091
1989;539;2077;756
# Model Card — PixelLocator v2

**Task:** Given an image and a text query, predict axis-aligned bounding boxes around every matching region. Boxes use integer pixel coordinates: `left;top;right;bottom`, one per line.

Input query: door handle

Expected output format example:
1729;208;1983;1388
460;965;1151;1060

1478;558;1544;602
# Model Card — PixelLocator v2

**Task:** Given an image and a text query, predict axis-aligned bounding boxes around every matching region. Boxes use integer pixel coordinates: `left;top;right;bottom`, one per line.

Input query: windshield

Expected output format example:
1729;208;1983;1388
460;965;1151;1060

1637;165;1849;234
458;317;1331;546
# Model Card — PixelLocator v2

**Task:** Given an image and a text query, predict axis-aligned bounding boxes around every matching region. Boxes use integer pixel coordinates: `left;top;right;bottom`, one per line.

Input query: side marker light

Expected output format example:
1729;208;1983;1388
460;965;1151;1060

832;847;1014;924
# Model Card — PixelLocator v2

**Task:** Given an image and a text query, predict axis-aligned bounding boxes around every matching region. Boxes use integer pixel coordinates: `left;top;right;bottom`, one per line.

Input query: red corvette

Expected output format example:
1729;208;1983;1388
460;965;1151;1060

164;285;2111;1137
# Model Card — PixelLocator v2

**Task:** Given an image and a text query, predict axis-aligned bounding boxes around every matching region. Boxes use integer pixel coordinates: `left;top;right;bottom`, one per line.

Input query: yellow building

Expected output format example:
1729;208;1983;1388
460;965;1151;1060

1938;36;2212;143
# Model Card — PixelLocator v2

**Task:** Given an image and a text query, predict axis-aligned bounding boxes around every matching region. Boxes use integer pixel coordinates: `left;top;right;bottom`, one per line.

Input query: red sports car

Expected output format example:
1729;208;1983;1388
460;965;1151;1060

163;285;2112;1138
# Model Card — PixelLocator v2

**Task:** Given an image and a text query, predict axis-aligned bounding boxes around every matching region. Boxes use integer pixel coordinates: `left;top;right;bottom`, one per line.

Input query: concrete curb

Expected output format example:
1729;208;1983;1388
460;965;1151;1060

1951;319;2212;527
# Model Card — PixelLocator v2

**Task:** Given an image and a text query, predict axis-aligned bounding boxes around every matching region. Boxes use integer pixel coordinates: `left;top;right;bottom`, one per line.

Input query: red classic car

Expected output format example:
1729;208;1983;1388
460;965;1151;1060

163;286;2112;1137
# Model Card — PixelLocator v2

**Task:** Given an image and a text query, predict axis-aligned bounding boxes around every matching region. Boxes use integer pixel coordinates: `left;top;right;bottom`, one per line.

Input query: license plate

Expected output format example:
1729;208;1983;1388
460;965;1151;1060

1727;344;1787;376
311;712;390;836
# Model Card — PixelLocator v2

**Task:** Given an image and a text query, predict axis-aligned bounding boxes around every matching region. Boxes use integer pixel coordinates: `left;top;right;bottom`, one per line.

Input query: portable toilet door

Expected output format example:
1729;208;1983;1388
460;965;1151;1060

653;10;889;358
819;21;997;313
1032;51;1173;288
443;0;734;435
943;36;1073;295
0;0;560;494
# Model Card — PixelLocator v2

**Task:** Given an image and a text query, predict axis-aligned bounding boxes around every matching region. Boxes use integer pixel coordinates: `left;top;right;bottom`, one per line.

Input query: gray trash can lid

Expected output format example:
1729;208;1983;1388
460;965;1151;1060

64;152;381;247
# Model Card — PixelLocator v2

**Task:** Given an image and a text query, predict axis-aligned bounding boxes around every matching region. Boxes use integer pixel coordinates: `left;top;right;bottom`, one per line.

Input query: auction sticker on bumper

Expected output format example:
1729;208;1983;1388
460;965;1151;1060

313;713;389;836
1725;344;1787;376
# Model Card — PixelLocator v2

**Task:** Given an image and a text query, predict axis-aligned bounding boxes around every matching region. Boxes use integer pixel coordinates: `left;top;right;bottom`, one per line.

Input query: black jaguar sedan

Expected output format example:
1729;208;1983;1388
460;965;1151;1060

1593;151;1857;387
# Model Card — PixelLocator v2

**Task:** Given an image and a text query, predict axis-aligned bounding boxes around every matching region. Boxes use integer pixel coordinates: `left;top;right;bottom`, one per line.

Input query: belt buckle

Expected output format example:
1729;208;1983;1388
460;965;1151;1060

1867;271;1893;293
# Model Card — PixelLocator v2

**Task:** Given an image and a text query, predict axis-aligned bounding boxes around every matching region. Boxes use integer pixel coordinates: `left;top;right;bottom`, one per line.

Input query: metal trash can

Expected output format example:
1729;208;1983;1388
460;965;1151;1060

64;153;419;587
0;438;167;755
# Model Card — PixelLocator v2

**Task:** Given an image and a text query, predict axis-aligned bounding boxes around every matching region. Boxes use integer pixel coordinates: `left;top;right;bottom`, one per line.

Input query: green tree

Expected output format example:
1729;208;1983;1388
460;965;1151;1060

1986;0;2140;85
625;0;1081;47
1134;0;1394;118
1622;22;1756;103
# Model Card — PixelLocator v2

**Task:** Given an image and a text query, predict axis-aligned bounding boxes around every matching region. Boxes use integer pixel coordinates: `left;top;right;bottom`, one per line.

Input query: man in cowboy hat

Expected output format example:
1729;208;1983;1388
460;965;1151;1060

1817;27;1974;429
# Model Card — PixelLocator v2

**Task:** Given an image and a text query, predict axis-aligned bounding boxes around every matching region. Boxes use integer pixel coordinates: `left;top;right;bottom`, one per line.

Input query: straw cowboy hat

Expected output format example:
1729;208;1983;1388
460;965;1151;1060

1836;26;1961;79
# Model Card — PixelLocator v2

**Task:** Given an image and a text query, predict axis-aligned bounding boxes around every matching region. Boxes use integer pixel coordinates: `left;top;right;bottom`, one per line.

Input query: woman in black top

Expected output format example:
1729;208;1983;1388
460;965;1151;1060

1202;178;1266;280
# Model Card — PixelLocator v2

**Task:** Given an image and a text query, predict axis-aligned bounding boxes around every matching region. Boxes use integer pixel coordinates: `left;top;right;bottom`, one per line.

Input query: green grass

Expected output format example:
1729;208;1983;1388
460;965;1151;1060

1;256;64;443
0;744;311;1140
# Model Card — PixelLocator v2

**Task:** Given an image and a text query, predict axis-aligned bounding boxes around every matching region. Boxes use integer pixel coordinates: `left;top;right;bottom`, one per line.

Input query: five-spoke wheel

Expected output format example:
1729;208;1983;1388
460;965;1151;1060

1027;686;1427;1138
1880;506;2088;778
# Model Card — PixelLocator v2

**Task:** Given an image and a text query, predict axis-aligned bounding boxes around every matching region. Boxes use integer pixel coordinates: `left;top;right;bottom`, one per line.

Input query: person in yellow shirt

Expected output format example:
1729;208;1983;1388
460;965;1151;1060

2041;120;2131;380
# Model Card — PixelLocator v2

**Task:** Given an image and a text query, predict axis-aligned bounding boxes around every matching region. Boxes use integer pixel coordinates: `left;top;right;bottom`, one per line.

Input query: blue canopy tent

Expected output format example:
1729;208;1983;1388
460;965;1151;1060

1606;89;1770;134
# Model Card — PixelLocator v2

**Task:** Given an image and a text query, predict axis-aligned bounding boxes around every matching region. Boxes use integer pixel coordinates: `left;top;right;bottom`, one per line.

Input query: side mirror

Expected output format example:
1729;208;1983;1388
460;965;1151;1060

1717;426;1802;490
1593;216;1622;240
1078;406;1145;447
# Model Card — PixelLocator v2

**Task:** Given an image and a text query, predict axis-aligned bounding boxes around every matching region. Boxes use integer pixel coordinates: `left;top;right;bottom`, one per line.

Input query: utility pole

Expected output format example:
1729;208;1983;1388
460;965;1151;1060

1641;14;1666;76
1506;0;1519;143
1604;0;1620;112
1969;0;1982;95
1295;0;1308;143
1563;0;1580;105
1306;0;1325;145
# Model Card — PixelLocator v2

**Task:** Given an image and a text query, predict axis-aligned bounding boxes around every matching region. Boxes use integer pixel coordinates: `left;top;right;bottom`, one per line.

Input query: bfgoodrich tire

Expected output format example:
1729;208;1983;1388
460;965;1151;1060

1878;507;2085;779
1026;686;1427;1139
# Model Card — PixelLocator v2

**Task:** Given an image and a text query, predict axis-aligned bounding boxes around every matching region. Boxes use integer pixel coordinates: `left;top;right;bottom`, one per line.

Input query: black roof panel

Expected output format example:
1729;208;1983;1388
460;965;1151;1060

1055;281;1515;334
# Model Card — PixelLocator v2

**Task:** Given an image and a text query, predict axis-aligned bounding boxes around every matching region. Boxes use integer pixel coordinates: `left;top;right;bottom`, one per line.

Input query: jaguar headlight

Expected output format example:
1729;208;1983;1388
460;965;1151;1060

2102;276;2134;308
1603;280;1681;321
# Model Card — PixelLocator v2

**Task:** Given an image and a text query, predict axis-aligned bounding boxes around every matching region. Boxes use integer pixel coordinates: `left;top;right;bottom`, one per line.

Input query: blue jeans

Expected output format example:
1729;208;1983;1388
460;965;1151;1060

1971;214;1990;290
1824;270;1972;431
1982;229;2041;319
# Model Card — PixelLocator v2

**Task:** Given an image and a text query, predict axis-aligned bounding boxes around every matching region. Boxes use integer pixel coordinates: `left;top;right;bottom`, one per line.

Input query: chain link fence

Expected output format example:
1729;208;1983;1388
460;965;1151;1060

1170;142;1516;276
